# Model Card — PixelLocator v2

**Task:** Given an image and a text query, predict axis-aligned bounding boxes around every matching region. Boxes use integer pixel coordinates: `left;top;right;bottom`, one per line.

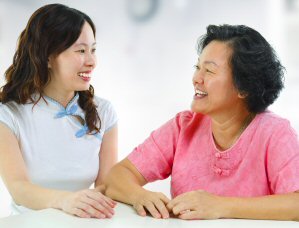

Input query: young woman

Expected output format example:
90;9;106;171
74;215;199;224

0;4;117;219
104;24;299;221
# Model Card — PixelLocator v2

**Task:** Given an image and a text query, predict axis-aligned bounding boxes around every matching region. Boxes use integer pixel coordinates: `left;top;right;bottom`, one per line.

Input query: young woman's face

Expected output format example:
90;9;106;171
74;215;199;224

48;22;97;93
191;40;245;117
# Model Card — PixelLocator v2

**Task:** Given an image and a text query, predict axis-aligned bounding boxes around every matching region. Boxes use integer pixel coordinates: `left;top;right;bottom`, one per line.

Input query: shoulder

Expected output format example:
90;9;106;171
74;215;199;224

254;110;298;139
0;102;23;137
93;96;118;131
0;101;22;117
174;110;207;128
93;96;114;111
257;110;293;130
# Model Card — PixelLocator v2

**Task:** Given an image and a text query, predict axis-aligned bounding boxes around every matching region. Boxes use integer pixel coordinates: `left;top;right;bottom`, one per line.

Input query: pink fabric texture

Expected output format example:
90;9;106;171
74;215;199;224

128;111;299;198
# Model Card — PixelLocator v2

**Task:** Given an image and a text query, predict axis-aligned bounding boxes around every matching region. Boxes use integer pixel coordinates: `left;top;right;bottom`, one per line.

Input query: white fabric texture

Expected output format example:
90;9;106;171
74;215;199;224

0;93;117;214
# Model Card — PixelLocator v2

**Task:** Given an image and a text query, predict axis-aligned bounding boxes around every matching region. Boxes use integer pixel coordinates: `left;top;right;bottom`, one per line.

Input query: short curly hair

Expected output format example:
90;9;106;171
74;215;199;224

197;24;285;113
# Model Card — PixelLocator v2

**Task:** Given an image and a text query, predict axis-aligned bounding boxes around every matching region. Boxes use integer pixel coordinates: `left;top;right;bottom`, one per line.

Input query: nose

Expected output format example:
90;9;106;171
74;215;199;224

192;69;204;85
85;52;97;68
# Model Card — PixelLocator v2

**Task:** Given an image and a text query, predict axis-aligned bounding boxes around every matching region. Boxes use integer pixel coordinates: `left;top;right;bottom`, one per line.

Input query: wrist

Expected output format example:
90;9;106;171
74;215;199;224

49;191;70;210
218;196;234;219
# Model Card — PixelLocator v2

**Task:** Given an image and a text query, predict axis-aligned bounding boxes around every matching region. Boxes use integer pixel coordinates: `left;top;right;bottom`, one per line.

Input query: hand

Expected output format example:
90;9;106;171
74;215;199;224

132;189;171;219
167;190;225;220
59;189;116;218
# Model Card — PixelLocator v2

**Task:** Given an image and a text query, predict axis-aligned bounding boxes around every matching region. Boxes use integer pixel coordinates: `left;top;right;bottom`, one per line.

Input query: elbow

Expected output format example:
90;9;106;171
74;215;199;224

6;180;28;206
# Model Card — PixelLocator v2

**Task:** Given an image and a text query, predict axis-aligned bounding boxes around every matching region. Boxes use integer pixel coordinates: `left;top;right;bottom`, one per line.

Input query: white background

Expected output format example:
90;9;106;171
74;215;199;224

1;0;299;217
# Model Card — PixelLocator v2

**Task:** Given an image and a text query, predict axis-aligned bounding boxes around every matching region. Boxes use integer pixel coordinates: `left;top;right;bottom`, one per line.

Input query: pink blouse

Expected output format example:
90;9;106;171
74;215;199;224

128;111;299;198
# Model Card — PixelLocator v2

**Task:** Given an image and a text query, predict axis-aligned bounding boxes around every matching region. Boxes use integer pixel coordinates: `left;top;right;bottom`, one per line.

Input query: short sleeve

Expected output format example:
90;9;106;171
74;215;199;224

0;103;19;138
267;121;299;194
128;113;183;182
95;98;118;132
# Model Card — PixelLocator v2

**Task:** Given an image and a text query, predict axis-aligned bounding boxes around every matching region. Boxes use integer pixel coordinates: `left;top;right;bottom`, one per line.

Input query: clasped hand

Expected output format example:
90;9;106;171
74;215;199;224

133;189;224;220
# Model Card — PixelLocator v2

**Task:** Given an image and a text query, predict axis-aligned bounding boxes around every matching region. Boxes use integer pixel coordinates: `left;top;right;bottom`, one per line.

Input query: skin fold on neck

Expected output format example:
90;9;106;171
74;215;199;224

211;109;255;151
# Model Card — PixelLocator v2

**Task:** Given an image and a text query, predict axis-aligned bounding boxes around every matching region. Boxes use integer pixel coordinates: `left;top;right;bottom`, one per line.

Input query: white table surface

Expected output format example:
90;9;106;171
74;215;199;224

0;203;298;228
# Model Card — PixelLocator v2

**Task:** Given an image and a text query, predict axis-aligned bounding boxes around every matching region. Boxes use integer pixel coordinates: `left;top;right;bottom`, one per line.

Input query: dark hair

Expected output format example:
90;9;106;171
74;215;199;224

197;24;284;113
0;4;101;133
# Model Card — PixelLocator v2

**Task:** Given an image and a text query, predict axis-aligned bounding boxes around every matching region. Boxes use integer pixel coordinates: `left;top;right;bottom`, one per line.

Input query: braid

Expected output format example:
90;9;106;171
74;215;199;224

78;85;101;134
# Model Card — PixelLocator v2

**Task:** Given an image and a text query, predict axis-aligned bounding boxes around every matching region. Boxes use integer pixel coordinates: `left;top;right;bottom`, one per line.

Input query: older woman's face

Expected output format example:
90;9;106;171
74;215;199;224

191;40;244;116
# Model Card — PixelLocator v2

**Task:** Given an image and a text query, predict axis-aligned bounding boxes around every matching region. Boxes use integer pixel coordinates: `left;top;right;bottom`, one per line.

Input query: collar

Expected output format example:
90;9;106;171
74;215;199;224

32;93;100;139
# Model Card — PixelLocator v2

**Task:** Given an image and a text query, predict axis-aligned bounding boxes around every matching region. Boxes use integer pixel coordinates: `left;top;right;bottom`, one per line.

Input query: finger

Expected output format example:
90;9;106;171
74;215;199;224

178;211;199;220
96;192;117;207
172;202;191;215
158;193;171;205
71;207;91;218
144;201;162;219
167;192;189;210
83;197;114;218
179;209;191;214
86;191;116;211
134;204;147;217
77;201;106;219
86;191;116;209
153;199;169;219
102;194;117;207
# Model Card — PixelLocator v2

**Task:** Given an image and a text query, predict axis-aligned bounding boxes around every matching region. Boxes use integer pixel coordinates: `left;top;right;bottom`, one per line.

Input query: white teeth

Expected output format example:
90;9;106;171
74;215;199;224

78;72;91;78
195;89;208;95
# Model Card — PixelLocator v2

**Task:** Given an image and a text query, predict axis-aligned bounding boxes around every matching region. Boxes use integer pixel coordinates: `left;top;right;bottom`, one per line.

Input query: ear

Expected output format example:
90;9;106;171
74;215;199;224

47;56;52;68
238;92;247;99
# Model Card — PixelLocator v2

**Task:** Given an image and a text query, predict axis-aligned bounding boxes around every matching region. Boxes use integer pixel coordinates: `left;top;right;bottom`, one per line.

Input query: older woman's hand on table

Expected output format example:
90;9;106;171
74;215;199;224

132;189;171;219
167;190;226;220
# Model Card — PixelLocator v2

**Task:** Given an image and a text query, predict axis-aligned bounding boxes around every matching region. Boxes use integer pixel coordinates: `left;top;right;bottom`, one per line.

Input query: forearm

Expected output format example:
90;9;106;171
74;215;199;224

104;163;146;205
9;180;70;210
223;193;299;221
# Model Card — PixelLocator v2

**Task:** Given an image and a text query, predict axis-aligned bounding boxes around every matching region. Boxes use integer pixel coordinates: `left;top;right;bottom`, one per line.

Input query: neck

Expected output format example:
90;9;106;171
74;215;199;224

43;87;75;108
211;110;255;151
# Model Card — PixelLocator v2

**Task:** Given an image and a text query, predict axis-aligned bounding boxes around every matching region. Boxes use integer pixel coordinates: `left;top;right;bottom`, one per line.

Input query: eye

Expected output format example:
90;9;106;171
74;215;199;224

77;49;85;54
206;69;214;74
193;65;200;70
91;48;97;54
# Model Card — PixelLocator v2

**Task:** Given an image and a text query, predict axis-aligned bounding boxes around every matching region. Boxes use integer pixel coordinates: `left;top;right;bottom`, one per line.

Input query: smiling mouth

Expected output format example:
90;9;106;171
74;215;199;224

195;89;208;98
78;72;91;78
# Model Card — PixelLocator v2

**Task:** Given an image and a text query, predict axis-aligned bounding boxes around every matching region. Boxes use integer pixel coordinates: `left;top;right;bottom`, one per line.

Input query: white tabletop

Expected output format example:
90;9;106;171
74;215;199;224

0;203;298;228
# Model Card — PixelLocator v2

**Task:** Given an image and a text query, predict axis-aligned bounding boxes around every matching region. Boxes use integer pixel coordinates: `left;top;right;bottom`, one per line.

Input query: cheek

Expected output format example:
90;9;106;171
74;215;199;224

209;80;237;101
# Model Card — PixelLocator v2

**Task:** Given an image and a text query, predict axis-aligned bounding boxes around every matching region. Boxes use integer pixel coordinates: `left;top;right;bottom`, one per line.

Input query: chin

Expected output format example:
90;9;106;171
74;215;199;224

190;102;205;114
76;85;90;91
191;101;199;112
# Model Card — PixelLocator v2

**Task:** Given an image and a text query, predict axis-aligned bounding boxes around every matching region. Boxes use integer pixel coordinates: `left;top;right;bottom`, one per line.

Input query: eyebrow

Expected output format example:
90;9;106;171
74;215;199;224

74;42;97;47
197;58;219;67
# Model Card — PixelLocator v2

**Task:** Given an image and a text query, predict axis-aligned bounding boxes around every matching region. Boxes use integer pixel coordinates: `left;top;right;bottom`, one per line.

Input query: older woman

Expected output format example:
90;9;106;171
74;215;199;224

104;24;299;220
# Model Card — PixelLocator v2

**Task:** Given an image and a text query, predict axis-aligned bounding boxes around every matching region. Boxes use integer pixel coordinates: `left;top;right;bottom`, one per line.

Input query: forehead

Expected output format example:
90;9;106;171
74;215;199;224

199;41;232;67
74;22;95;45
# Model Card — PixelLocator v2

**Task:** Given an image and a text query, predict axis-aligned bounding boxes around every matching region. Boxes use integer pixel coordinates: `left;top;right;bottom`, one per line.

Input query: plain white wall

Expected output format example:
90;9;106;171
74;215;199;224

0;0;298;217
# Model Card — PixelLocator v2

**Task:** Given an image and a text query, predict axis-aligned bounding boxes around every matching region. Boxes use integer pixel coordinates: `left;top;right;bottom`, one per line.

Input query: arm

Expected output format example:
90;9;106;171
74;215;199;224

225;192;299;220
167;190;299;220
0;123;114;218
104;158;170;218
94;125;118;188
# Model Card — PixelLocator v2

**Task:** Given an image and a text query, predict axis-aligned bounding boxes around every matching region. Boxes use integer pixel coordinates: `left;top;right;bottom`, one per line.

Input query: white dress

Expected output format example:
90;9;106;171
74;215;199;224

0;93;118;214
